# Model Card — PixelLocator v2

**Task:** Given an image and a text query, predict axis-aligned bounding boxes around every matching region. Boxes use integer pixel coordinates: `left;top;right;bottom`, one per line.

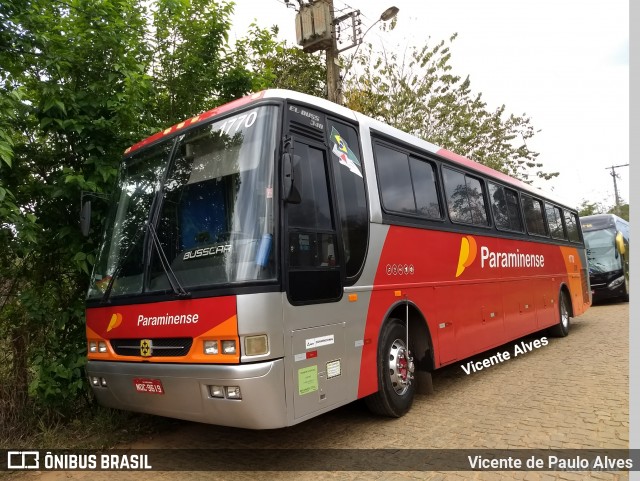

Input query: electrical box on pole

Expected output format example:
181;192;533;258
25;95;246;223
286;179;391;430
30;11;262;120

295;2;333;53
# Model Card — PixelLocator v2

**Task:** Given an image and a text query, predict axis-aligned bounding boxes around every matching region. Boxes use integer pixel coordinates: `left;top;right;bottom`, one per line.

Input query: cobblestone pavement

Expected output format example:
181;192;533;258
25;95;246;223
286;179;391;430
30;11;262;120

14;302;630;481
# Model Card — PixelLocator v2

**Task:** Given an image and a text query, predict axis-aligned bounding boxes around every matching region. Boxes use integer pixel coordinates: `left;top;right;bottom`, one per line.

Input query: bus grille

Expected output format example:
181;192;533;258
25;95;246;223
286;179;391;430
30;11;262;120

110;338;193;357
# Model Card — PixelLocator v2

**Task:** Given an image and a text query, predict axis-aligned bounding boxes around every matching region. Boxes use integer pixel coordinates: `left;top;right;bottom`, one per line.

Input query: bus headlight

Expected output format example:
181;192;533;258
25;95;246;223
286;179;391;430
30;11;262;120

221;340;236;355
89;341;97;353
98;341;107;353
608;276;625;289
209;385;224;398
225;386;242;399
245;335;269;356
204;340;219;355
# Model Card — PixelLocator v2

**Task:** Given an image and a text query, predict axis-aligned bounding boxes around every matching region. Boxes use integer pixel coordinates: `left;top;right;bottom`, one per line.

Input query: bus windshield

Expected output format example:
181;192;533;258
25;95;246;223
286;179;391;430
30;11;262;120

88;105;279;299
583;228;621;274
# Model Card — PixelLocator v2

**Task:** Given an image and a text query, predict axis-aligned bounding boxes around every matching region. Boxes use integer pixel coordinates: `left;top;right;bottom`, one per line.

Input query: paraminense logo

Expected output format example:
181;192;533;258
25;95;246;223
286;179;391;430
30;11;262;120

107;313;123;332
456;235;477;277
456;235;545;278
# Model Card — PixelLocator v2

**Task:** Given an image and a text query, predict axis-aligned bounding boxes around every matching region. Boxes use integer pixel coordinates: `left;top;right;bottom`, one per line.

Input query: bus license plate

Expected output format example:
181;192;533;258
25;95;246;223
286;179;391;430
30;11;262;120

133;378;164;395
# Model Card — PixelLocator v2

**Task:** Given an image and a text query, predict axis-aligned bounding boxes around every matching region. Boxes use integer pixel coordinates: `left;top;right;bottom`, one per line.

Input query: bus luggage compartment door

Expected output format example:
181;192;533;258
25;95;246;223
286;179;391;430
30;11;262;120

291;323;346;419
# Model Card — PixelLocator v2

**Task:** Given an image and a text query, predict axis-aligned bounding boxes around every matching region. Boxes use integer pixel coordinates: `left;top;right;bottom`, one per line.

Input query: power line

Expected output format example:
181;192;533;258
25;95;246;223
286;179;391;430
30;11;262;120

334;0;369;20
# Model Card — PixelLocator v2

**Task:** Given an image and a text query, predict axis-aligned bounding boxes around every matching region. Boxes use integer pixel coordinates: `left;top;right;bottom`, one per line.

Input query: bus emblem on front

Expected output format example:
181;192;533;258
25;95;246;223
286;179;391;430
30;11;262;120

140;339;152;357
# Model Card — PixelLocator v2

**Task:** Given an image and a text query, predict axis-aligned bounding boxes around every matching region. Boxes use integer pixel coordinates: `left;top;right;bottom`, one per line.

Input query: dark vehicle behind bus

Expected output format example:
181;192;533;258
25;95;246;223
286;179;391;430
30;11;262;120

580;214;629;302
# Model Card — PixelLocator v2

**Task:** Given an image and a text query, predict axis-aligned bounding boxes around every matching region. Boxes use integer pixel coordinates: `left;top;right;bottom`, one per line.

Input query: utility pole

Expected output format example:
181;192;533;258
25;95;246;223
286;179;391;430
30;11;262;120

292;1;397;105
324;0;341;104
292;0;358;104
605;163;629;208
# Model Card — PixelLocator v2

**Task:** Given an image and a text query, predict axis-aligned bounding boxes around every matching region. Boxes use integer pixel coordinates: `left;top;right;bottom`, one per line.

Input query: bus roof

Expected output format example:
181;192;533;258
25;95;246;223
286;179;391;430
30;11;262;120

124;91;267;156
579;213;628;231
125;88;576;211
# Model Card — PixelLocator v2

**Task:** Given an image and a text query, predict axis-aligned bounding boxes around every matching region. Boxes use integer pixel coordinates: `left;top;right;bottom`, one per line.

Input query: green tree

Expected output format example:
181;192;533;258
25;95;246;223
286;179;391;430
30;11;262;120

344;33;556;182
577;201;628;222
229;24;326;97
608;203;629;221
578;200;606;217
0;0;328;441
149;10;325;127
1;0;155;427
2;0;313;440
150;0;239;125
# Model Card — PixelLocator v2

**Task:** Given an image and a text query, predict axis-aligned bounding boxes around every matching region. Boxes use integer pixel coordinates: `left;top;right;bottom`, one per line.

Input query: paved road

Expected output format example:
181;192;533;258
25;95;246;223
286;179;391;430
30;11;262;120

15;302;630;480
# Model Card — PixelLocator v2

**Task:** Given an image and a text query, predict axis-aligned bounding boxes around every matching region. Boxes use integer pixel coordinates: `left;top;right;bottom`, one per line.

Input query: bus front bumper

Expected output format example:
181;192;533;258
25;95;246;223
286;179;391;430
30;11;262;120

86;359;287;429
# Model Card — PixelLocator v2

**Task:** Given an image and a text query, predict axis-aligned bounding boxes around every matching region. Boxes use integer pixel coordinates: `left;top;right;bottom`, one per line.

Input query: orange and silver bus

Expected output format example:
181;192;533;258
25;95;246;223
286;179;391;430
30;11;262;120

85;89;591;428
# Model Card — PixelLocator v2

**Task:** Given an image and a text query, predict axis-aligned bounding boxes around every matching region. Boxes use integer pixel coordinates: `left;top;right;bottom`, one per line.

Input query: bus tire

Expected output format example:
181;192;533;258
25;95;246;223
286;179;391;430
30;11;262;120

365;319;415;418
548;290;570;337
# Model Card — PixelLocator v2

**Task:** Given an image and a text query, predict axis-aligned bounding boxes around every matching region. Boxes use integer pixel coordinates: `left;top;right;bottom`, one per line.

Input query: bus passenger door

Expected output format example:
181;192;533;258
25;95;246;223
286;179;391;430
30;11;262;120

283;134;347;421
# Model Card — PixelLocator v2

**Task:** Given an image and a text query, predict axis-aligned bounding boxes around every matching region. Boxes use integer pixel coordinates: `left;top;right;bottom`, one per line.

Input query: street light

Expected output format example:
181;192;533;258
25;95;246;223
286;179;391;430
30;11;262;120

379;6;400;21
336;5;399;103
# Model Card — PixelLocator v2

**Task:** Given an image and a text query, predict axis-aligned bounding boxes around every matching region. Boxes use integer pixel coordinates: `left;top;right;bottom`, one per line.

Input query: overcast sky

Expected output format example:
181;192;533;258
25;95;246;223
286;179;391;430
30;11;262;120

231;0;629;209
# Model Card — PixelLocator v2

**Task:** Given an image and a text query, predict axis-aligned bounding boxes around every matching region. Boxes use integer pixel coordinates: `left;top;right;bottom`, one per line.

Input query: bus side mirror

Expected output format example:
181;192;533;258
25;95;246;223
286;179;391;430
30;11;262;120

283;153;301;204
80;191;109;236
80;200;92;237
615;231;625;256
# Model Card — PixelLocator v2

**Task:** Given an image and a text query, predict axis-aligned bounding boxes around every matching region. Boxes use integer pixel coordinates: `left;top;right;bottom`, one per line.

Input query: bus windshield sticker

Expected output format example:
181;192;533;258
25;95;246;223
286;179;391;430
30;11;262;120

298;365;318;395
330;126;362;178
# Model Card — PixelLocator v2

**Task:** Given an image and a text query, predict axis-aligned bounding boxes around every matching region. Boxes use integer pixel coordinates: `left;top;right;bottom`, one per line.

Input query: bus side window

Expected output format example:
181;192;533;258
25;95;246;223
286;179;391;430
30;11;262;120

546;203;567;240
375;143;415;214
521;195;547;236
564;211;581;242
327;121;368;280
615;219;629;241
442;167;489;226
409;156;441;219
488;182;524;232
374;141;442;223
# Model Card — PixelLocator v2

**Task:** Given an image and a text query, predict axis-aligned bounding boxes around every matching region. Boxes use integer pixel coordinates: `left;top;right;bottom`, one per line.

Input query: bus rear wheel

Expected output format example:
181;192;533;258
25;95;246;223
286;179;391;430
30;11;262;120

365;319;416;417
548;290;571;337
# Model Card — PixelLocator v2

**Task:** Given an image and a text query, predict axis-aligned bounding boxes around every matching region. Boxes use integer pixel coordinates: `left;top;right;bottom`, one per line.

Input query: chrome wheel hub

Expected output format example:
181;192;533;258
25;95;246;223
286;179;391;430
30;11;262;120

561;299;569;329
388;338;415;395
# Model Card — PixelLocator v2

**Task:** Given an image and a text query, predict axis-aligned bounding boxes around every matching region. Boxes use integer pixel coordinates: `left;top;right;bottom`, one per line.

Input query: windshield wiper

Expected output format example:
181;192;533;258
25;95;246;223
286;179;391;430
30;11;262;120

147;221;190;298
101;221;190;303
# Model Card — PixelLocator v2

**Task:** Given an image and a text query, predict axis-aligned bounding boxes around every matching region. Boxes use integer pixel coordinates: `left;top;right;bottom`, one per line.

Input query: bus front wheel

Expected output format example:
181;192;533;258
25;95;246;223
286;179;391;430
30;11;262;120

549;290;571;337
365;319;416;418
